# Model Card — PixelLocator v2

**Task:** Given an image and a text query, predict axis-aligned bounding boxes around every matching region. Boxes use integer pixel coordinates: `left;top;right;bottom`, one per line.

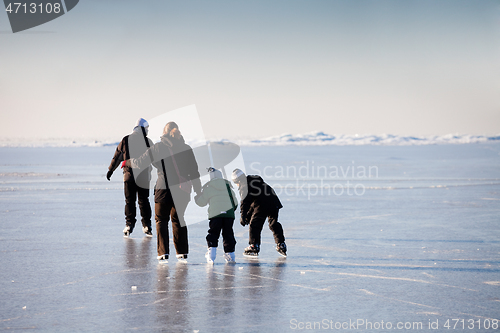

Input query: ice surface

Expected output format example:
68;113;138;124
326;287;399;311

1;144;499;332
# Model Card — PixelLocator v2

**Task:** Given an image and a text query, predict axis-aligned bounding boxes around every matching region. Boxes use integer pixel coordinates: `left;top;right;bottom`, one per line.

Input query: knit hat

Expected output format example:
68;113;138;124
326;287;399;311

208;167;223;180
231;168;245;182
133;118;149;133
134;118;149;128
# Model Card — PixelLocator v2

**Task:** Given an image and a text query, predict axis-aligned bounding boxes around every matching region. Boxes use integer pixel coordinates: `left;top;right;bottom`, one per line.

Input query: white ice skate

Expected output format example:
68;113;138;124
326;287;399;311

176;254;188;263
223;252;236;263
143;226;153;237
157;254;168;263
205;247;216;264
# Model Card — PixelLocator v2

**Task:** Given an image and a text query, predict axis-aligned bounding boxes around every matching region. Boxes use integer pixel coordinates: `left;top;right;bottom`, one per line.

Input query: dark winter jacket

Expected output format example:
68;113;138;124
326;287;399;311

108;130;154;188
195;178;238;219
239;175;282;222
131;134;202;203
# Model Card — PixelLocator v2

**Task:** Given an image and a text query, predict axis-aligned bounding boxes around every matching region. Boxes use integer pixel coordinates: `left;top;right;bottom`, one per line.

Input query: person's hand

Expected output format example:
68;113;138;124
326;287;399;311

240;217;249;227
106;170;113;181
121;160;131;168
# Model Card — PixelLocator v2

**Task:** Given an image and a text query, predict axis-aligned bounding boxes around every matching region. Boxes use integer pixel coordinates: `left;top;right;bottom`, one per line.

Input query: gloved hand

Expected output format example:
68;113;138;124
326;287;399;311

106;170;113;181
121;160;127;169
240;216;249;227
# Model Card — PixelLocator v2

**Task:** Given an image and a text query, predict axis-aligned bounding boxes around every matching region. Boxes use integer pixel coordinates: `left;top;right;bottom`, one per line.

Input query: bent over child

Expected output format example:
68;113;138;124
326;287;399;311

231;168;287;257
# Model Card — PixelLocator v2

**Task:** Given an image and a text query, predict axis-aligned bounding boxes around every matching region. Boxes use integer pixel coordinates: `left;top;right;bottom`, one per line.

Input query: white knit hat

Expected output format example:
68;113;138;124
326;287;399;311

208;167;223;180
231;168;245;182
134;118;149;128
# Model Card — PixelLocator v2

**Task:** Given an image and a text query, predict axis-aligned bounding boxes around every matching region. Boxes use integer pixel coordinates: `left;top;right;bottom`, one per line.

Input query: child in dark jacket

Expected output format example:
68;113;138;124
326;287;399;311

195;167;238;263
231;168;287;257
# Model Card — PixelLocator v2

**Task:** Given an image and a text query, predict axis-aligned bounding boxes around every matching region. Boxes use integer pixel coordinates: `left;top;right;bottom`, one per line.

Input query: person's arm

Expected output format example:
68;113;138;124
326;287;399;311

239;183;252;225
194;185;209;207
230;186;238;210
186;148;202;195
109;140;125;172
107;139;125;180
129;144;155;171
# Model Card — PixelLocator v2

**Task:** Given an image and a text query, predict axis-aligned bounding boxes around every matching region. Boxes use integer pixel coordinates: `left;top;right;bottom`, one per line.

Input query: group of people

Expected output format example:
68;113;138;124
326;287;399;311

107;118;287;263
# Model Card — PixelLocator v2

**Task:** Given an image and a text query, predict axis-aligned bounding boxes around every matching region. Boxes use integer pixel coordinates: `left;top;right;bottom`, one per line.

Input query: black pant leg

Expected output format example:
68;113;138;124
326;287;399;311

170;198;190;255
267;209;285;244
124;181;137;229
137;186;152;228
206;217;223;248
221;218;236;253
155;201;172;257
248;213;266;246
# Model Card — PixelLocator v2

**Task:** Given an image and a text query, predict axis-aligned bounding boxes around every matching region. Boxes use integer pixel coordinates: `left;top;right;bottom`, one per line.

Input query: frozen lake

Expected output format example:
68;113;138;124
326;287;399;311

1;143;499;332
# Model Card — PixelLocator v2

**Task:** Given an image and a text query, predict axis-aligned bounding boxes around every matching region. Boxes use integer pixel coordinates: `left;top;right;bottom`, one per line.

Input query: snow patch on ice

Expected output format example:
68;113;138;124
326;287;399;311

484;281;500;286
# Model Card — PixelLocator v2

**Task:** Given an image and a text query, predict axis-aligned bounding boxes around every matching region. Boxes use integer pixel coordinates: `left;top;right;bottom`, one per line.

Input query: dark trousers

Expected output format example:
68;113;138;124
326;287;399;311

206;217;236;253
155;199;189;257
124;181;151;230
249;209;285;245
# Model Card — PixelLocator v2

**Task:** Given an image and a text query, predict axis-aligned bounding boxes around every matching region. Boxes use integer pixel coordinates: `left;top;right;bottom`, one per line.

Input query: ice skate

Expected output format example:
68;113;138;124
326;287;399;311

157;254;168;263
276;242;287;257
243;244;260;257
143;226;153;237
176;254;188;263
223;252;236;263
205;247;216;264
123;226;131;237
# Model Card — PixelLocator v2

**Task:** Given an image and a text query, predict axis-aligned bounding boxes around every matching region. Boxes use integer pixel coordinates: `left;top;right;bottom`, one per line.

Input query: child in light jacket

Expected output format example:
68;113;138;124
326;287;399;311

195;167;238;263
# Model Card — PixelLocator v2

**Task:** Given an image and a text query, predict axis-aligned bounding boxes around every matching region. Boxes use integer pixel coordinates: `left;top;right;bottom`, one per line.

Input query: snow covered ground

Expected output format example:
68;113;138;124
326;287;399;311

1;143;499;332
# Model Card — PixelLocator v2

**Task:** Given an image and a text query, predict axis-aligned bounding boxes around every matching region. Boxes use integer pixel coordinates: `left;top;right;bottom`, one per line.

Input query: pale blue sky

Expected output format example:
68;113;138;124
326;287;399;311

0;0;498;141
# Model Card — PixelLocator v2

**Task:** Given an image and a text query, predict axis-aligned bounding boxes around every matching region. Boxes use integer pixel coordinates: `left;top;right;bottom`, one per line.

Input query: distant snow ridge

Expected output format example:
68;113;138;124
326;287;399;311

1;132;500;147
242;131;500;146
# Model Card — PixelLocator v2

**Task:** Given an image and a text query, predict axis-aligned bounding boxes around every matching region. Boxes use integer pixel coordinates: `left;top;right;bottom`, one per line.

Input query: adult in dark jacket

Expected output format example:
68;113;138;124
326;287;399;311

127;122;201;262
107;118;153;237
231;169;287;257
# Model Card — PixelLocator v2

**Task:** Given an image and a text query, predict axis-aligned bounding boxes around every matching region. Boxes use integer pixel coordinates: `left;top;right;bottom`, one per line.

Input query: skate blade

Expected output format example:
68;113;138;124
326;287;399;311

242;253;259;257
205;256;214;264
